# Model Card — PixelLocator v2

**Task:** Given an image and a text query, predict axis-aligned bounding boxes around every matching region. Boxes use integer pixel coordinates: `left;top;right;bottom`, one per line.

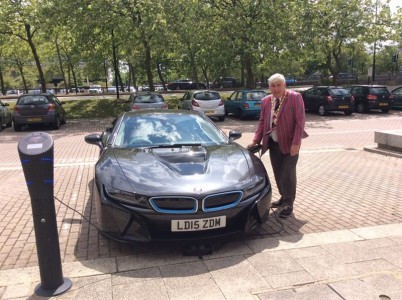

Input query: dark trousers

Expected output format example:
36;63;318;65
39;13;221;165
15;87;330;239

269;137;299;208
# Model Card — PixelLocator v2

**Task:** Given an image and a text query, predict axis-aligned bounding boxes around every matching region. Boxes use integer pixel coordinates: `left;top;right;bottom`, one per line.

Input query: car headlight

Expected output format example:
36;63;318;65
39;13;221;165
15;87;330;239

104;185;150;209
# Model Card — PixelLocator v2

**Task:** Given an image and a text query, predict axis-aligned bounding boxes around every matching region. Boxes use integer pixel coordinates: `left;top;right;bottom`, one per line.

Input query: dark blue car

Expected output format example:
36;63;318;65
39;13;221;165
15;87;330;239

225;90;268;119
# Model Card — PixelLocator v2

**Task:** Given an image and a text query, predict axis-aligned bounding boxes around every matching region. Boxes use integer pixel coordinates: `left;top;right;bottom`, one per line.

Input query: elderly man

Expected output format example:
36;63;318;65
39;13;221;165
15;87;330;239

248;73;307;218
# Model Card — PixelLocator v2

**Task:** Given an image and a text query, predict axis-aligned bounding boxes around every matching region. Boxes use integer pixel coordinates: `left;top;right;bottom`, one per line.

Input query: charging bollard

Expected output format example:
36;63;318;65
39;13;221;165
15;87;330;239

18;132;72;297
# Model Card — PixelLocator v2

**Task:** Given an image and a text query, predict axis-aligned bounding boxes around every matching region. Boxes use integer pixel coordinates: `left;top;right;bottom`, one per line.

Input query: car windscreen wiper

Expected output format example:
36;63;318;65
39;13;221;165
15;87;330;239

145;143;203;149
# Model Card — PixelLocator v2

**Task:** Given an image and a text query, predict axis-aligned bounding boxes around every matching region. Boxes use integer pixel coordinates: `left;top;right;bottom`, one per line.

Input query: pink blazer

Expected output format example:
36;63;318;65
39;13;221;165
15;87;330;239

253;90;308;155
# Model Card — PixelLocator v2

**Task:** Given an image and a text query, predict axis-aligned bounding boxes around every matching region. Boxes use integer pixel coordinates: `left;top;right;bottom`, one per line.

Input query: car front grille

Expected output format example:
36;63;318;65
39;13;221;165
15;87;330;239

149;191;243;214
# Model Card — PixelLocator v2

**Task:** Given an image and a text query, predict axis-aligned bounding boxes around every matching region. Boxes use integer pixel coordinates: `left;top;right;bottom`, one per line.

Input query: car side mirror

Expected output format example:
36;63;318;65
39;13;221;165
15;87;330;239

85;133;103;150
229;130;242;142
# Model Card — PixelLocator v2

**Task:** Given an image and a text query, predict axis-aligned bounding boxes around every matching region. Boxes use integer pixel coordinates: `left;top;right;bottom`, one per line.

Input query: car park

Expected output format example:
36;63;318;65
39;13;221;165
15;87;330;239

225;89;268;119
301;86;355;116
178;90;225;121
348;85;392;113
127;92;168;110
167;79;206;90
12;93;67;131
0;100;12;129
84;110;272;242
391;86;402;108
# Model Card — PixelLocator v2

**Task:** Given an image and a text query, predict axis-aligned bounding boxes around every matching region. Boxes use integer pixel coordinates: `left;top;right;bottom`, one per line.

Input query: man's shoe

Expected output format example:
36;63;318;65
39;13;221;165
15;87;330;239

271;197;284;208
278;206;293;218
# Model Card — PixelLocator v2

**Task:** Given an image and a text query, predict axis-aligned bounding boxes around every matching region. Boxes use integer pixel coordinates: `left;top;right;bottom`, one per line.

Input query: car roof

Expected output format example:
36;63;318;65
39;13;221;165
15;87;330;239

348;85;387;88
19;93;53;97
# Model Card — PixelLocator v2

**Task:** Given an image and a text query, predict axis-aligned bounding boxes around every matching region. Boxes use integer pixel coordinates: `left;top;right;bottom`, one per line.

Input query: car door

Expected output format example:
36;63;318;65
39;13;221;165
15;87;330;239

391;87;402;107
302;88;318;111
178;92;188;109
226;91;239;114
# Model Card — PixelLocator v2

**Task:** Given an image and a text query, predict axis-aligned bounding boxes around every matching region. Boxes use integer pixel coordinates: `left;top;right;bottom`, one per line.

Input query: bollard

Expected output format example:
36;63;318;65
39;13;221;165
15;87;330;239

18;132;72;297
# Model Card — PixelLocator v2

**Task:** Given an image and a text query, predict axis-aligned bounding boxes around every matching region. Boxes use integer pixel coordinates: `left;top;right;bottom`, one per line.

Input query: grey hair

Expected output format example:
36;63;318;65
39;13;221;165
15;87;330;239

268;73;286;85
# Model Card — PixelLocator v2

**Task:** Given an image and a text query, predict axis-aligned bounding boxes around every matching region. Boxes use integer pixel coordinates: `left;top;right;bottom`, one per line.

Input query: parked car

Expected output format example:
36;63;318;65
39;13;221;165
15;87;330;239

212;77;243;88
0;100;12;129
12;93;67;131
178;90;225;121
127;92;168;110
167;79;206;90
88;85;102;93
285;76;297;85
301;86;355;116
225;90;268;119
84;110;272;242
390;86;402;109
348;85;392;113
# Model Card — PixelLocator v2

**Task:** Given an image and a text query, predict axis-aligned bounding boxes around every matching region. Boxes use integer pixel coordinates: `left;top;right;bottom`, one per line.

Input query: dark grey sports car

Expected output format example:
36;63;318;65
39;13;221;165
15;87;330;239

85;110;271;242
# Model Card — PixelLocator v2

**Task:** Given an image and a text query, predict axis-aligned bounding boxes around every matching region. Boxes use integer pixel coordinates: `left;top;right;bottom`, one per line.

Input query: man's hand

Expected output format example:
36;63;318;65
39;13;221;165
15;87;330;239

290;144;300;156
247;142;257;149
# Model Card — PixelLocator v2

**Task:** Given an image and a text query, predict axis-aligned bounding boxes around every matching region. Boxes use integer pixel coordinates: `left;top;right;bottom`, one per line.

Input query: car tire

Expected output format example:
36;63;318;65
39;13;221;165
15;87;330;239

225;108;229;116
53;116;61;130
381;109;389;113
357;102;367;113
14;124;22;132
344;110;353;116
61;117;67;125
218;116;225;122
238;109;246;120
6;119;12;127
318;104;328;116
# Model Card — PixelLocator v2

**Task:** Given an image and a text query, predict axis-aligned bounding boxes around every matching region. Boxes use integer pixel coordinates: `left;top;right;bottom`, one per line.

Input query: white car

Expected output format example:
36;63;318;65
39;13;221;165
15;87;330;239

89;85;102;93
178;90;225;121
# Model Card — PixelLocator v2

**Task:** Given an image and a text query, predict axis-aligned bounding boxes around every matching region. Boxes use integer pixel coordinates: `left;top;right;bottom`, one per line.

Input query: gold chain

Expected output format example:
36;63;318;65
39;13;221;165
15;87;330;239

272;90;287;126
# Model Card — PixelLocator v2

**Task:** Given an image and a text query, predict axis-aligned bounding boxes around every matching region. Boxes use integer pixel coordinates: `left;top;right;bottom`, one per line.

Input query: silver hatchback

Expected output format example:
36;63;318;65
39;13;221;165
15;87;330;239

178;90;225;121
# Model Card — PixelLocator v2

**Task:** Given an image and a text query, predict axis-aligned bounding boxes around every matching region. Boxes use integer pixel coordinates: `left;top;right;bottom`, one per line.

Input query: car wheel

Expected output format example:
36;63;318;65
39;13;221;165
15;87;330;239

218;116;225;122
344;110;353;116
53;116;61;130
357;102;367;113
238;109;246;120
6;119;12;127
224;108;229;116
381;109;389;113
61;117;67;125
14;123;22;132
318;104;327;116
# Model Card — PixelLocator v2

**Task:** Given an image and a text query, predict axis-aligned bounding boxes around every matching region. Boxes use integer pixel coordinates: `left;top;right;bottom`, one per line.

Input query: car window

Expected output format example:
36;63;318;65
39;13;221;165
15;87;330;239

246;91;267;100
17;95;49;105
194;92;220;100
114;113;227;148
228;92;237;101
370;87;390;95
329;88;350;96
394;88;402;96
134;94;164;103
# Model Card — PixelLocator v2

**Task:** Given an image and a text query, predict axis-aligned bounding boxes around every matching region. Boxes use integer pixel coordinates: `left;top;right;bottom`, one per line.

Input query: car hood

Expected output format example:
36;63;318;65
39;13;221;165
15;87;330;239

97;144;260;196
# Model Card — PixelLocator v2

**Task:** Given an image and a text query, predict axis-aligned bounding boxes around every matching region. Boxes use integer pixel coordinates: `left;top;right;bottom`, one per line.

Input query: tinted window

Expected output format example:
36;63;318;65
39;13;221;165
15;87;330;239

370;87;390;95
134;94;164;103
329;88;350;96
17;96;49;105
194;92;220;100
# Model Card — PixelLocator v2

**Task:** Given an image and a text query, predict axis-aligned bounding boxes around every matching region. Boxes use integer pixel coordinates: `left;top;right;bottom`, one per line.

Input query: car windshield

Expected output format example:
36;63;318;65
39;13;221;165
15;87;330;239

329;88;350;96
17;95;49;105
134;94;164;103
246;91;267;100
114;113;228;148
194;92;220;101
370;87;389;95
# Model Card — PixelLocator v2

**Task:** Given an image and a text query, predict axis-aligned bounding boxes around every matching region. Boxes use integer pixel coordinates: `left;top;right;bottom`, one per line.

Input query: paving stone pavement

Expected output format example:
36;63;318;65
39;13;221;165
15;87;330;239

0;112;402;299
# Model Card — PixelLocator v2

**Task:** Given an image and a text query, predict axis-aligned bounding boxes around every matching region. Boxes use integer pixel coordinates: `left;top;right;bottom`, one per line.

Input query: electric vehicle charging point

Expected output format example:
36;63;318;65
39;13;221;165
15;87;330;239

18;132;72;297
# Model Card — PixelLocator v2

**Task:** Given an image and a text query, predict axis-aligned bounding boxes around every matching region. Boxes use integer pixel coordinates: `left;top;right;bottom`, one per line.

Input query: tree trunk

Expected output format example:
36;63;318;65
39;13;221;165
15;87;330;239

112;30;120;99
15;59;28;93
156;62;166;91
128;63;138;91
25;24;46;92
55;35;68;94
244;53;254;89
143;38;154;91
0;65;5;95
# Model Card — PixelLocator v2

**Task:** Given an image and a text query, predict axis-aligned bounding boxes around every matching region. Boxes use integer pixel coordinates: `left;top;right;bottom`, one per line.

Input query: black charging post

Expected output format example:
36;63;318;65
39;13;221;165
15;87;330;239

18;132;72;297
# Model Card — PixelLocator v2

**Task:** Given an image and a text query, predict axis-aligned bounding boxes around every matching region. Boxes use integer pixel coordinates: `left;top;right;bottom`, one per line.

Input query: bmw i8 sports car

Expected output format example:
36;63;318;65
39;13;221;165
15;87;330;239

85;110;272;242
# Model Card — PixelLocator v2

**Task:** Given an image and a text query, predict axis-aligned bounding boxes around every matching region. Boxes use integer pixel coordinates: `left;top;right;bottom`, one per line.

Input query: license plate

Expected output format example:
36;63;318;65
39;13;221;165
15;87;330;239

338;105;349;109
171;216;226;232
254;103;260;107
27;117;42;122
379;103;388;106
204;110;215;114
